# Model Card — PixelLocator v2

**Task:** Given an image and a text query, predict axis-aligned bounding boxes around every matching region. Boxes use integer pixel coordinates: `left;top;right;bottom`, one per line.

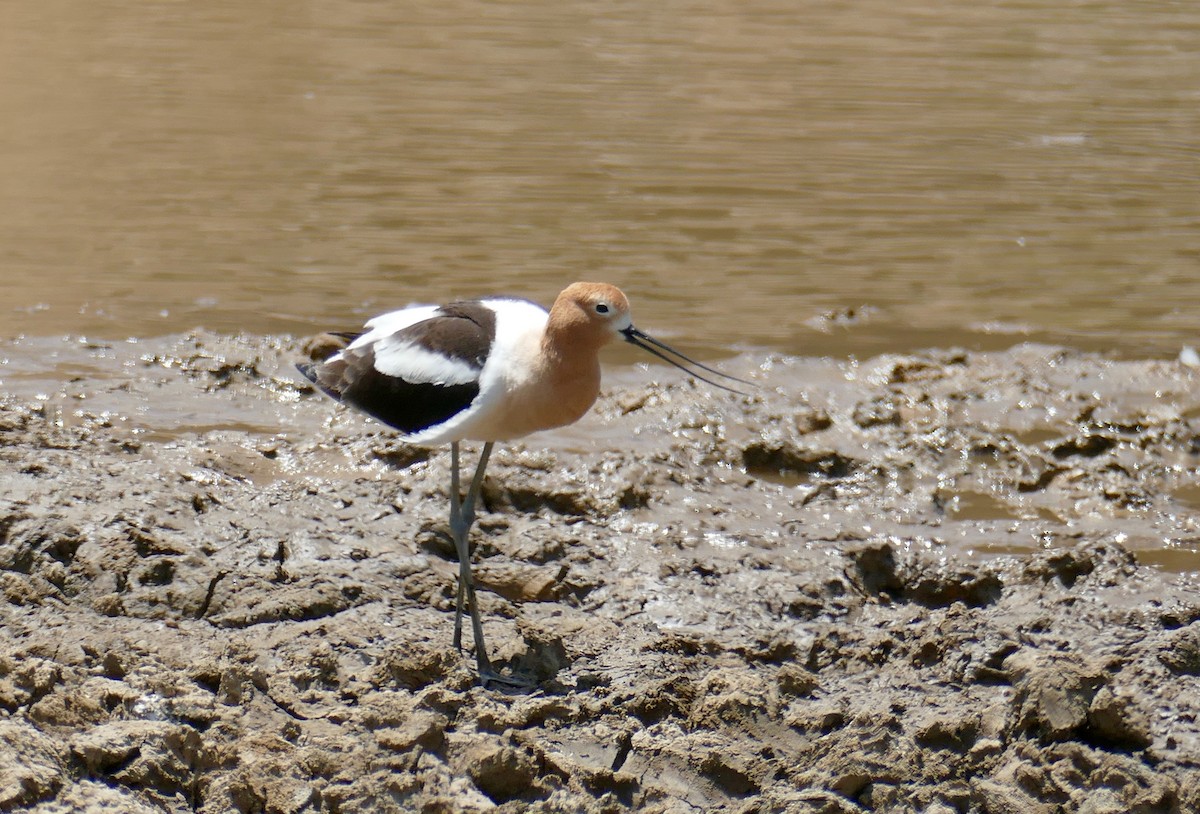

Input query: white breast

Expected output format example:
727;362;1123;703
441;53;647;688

403;298;551;445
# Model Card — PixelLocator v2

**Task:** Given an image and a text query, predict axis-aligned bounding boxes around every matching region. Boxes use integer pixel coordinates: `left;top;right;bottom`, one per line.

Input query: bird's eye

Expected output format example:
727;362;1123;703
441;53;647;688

595;303;610;314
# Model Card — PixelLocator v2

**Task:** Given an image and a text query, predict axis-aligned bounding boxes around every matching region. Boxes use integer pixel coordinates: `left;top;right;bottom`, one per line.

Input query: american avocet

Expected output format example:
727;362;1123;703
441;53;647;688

298;282;746;684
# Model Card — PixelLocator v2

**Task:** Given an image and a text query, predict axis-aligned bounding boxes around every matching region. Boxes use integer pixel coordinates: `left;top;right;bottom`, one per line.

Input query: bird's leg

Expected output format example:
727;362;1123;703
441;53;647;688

450;443;530;687
460;442;494;674
449;442;468;652
460;441;494;533
448;442;497;677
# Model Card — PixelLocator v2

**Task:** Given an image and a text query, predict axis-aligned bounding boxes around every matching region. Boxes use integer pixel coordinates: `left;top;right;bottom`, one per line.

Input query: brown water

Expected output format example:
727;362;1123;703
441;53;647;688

2;0;1199;360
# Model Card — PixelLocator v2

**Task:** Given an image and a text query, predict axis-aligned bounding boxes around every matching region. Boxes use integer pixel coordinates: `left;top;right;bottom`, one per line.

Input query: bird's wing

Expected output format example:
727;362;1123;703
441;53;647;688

305;302;498;437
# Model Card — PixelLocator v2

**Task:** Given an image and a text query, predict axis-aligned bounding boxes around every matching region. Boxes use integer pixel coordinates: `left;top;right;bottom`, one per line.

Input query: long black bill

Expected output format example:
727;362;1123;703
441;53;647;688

621;326;752;395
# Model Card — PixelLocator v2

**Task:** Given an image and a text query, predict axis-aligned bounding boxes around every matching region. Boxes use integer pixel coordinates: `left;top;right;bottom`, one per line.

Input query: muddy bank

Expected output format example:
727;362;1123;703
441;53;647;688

1;334;1200;812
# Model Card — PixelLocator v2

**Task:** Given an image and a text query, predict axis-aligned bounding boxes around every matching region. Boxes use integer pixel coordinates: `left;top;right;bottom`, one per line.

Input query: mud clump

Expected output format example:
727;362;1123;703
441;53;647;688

1160;623;1200;675
2;335;1200;811
848;541;1004;608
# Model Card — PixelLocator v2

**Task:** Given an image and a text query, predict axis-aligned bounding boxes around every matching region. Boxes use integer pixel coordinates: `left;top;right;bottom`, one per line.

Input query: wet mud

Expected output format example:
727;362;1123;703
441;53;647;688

2;334;1200;812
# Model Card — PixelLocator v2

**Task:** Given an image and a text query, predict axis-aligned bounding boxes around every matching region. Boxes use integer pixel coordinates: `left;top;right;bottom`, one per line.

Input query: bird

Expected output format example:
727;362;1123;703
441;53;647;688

297;282;747;685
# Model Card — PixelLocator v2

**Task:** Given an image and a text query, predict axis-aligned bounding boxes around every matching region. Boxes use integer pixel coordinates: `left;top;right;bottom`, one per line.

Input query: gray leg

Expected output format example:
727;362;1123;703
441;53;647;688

448;442;496;677
462;442;494;529
450;442;466;650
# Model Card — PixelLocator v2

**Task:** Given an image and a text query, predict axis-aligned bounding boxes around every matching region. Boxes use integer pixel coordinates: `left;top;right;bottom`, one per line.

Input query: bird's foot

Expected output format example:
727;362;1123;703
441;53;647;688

478;665;537;690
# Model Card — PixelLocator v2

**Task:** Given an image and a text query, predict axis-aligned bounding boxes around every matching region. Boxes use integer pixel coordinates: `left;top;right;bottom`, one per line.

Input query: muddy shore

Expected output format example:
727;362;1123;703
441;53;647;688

2;333;1200;812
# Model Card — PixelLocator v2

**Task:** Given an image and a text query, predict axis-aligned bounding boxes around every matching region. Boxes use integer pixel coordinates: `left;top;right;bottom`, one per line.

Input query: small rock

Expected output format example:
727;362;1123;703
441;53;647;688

461;740;540;803
1087;686;1152;749
69;723;141;773
262;777;318;814
371;645;456;690
0;721;65;809
474;562;566;603
913;711;980;752
1159;623;1200;675
777;663;819;698
1006;653;1106;740
698;748;760;796
377;711;448;753
300;332;351;362
970;779;1055;814
852;397;900;428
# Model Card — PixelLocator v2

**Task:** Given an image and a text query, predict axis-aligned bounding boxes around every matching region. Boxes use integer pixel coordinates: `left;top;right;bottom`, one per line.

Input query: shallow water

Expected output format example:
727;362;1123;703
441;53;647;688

3;0;1198;361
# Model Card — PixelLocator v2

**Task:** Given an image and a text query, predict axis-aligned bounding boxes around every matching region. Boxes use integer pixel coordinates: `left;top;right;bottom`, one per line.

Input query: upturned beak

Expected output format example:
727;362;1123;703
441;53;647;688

620;325;751;395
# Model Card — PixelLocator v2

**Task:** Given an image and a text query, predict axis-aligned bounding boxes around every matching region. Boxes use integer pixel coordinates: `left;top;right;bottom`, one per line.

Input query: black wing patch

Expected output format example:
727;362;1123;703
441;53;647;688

298;302;497;437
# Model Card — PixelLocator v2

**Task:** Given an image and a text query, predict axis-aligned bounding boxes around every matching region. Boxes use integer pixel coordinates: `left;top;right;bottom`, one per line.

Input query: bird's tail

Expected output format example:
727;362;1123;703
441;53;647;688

295;361;347;404
295;362;319;385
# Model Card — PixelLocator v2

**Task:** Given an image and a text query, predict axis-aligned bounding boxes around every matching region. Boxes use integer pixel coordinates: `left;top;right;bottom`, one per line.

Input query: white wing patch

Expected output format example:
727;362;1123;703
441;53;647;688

371;336;481;386
352;305;440;350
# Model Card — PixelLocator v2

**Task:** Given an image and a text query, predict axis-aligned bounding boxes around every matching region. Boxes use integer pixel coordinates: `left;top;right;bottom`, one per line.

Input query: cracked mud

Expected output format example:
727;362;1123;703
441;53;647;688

2;334;1200;812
